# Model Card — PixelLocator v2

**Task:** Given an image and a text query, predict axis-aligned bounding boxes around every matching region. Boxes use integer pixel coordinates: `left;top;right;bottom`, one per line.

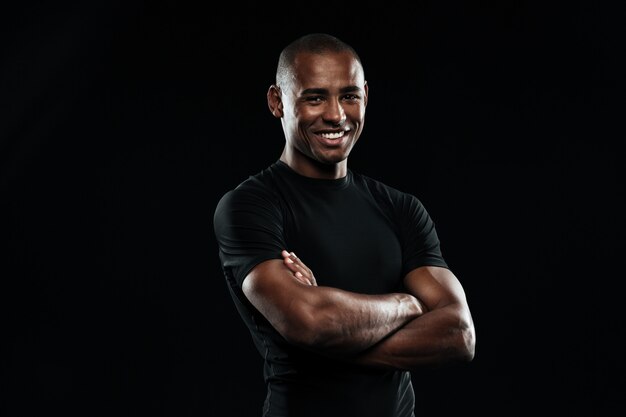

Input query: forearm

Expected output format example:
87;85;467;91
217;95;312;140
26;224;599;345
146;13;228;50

351;304;475;371
298;286;424;354
274;251;424;354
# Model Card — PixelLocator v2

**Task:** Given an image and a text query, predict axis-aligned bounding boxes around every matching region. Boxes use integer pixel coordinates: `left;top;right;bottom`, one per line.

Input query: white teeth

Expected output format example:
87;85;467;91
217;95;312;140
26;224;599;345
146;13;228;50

320;131;345;139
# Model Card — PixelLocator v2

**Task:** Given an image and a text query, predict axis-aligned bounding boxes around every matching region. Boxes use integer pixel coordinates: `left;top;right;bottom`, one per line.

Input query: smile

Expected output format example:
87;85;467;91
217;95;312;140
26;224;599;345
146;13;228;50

319;131;346;139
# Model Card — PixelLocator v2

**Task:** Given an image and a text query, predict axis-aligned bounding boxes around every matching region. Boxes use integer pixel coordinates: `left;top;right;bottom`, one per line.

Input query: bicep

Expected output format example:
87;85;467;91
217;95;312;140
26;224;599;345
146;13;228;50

403;266;470;312
242;259;316;342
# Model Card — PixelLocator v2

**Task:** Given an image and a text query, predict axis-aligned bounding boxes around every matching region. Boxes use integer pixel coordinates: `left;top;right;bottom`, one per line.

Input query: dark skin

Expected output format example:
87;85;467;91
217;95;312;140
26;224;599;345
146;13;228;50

268;50;367;180
243;50;475;370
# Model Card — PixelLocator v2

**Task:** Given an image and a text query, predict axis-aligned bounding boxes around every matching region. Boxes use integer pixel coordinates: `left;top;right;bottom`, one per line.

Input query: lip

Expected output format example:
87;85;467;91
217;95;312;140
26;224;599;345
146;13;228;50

313;129;350;147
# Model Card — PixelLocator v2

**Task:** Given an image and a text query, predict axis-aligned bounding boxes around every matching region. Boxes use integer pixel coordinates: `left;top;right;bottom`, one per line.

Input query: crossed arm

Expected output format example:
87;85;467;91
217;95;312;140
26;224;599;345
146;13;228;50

242;250;475;371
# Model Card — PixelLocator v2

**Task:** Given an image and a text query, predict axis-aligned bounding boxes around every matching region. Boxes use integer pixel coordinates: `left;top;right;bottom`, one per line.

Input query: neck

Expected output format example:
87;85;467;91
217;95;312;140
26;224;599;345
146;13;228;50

280;148;347;180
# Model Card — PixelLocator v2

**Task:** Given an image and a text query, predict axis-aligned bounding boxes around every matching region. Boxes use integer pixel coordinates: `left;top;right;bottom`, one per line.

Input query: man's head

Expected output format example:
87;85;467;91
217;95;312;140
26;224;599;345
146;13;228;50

267;33;368;179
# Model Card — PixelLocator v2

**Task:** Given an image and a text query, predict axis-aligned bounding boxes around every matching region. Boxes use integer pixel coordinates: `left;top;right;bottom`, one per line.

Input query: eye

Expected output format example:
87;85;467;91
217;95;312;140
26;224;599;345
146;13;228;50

343;94;360;102
305;96;324;103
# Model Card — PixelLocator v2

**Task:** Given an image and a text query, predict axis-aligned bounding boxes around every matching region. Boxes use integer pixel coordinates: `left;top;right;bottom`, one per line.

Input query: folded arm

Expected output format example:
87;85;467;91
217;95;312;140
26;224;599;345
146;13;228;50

352;266;476;371
242;251;425;355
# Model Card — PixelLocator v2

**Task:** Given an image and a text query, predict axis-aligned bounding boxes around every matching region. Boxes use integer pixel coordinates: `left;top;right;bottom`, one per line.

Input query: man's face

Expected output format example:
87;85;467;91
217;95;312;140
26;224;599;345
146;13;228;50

279;51;368;167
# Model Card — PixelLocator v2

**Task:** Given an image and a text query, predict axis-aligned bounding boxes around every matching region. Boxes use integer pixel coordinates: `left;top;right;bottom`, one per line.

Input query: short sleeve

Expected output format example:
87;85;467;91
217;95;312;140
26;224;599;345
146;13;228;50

213;185;286;287
398;194;449;276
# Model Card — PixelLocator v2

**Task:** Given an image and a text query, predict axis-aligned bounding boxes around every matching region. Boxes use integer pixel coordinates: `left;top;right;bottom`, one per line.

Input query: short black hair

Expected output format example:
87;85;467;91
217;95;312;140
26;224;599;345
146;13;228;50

275;33;363;88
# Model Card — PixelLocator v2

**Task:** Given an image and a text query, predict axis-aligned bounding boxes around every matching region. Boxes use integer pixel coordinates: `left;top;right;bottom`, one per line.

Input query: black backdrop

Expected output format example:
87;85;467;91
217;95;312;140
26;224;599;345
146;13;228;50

2;2;624;416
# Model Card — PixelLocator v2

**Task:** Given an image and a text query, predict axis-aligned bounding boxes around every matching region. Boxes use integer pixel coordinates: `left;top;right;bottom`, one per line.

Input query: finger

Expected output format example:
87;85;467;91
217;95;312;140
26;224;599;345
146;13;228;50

283;257;299;273
282;251;300;269
294;271;313;286
285;252;317;285
285;259;308;276
283;262;310;285
288;264;317;286
289;256;316;285
283;258;313;283
286;252;304;268
283;251;309;273
288;257;311;278
290;253;313;276
289;252;306;268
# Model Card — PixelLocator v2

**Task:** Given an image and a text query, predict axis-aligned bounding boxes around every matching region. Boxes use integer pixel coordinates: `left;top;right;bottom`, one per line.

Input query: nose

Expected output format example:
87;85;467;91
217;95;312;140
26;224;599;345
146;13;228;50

323;98;346;126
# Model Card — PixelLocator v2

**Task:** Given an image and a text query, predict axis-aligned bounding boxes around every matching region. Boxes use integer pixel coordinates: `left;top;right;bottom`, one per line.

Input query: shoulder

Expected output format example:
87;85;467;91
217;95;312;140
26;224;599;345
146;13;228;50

350;170;421;209
214;165;283;220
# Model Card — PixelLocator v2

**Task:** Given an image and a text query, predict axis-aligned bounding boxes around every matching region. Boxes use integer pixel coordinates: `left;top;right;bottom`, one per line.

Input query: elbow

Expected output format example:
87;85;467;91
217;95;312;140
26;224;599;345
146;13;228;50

281;326;319;348
454;319;476;363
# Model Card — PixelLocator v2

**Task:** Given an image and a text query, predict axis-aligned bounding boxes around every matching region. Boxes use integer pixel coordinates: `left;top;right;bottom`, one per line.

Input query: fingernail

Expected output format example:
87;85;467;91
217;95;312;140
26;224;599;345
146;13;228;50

295;272;302;277
286;258;293;263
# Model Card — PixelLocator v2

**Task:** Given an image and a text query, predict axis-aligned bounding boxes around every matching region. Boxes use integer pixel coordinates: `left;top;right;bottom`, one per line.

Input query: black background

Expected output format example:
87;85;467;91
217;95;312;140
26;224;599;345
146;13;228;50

2;1;624;416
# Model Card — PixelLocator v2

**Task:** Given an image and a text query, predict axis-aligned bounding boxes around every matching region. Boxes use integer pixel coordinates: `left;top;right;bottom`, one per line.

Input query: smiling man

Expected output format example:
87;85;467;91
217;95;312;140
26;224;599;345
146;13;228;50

213;33;476;417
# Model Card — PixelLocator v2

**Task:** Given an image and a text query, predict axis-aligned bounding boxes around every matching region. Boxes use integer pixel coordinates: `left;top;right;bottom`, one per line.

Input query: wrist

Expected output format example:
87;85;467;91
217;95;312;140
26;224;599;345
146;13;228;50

399;294;424;318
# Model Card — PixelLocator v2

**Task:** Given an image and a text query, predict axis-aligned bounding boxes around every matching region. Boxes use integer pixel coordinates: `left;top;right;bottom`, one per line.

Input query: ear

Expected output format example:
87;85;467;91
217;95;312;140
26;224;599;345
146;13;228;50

363;81;369;108
267;85;284;118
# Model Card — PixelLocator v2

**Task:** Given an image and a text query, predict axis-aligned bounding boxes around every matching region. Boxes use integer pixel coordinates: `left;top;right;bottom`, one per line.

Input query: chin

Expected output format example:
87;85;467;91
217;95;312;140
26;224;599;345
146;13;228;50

315;149;351;164
316;155;348;165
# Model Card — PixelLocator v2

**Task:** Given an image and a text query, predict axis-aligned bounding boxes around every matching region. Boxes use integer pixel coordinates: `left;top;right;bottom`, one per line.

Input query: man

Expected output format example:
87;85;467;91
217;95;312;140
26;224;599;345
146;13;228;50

213;33;475;417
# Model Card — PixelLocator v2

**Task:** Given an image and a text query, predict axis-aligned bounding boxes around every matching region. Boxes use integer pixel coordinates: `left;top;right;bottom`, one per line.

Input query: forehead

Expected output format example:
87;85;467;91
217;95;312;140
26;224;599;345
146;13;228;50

290;51;364;91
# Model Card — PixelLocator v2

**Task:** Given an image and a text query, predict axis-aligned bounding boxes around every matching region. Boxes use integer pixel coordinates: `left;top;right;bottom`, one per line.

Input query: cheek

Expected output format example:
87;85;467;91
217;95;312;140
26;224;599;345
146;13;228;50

347;105;365;120
295;107;322;124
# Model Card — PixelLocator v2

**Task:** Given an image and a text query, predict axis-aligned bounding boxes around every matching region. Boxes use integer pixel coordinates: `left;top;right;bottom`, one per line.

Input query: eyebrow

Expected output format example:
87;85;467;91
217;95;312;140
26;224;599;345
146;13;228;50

300;86;363;95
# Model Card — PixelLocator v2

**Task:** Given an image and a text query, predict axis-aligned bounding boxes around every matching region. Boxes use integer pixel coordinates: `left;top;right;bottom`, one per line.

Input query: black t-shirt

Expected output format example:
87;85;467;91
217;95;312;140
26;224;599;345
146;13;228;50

213;160;448;417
